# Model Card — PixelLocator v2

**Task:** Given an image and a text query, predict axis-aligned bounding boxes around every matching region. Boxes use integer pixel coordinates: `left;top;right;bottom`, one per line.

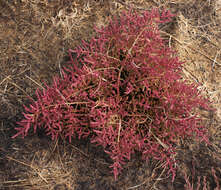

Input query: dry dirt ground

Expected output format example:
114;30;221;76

0;0;221;189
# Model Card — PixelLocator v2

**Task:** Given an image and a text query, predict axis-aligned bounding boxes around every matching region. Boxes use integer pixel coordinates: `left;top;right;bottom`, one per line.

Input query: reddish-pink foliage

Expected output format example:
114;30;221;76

13;9;211;180
184;168;220;190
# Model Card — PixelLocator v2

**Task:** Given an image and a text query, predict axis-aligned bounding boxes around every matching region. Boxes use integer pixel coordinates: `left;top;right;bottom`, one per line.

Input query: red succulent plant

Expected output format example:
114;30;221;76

13;9;211;180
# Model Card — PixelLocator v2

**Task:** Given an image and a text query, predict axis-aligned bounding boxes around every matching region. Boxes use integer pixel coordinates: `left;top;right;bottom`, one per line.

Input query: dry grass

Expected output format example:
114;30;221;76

0;0;220;189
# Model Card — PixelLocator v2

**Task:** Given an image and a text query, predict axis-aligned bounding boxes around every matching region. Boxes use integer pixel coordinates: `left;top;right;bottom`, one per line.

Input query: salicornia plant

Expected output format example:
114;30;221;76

13;9;211;180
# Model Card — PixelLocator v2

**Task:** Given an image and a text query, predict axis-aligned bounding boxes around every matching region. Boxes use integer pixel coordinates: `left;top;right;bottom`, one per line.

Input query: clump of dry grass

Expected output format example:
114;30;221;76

2;137;78;190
